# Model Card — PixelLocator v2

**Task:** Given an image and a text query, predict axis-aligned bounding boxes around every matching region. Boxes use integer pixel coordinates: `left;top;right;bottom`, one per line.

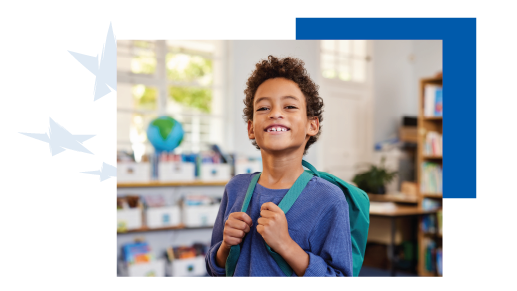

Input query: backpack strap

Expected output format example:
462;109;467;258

225;171;314;276
302;160;320;177
225;173;260;276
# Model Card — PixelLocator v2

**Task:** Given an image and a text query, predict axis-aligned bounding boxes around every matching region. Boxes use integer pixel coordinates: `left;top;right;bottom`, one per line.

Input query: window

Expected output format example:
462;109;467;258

117;40;226;161
320;40;369;83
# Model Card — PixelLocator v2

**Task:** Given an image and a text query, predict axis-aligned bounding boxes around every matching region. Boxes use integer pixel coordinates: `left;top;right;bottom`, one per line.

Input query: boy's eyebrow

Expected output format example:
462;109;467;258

254;95;300;104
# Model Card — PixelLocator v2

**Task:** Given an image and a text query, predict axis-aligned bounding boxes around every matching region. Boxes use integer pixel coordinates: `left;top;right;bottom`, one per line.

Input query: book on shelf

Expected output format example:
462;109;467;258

437;209;442;236
424;131;442;156
421;214;437;233
436;248;443;276
422;198;442;211
123;242;154;265
421;162;443;194
423;237;437;273
424;84;443;117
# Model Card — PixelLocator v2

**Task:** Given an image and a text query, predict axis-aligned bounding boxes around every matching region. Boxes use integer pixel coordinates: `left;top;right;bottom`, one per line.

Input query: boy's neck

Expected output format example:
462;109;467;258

257;150;306;189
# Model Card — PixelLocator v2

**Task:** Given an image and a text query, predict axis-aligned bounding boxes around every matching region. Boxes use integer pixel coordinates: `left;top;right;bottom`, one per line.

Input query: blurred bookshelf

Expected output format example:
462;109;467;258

416;73;443;276
117;223;214;234
118;180;229;188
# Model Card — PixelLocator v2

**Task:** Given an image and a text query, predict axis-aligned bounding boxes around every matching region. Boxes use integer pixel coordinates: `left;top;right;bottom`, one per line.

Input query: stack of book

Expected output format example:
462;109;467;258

423;237;437;273
123;242;154;265
424;84;443;117
421;214;437;234
424;131;442;156
421;162;443;194
437;209;442;236
436;248;443;275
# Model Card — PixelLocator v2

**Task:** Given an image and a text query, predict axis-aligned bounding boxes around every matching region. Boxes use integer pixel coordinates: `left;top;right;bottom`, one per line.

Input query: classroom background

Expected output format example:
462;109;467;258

116;40;443;277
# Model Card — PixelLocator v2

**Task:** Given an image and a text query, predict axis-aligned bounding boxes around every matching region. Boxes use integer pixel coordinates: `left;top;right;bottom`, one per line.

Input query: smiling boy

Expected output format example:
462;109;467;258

205;55;353;276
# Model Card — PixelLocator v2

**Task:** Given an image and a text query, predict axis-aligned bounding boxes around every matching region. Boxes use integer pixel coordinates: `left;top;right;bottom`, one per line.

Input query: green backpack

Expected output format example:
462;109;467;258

225;160;370;277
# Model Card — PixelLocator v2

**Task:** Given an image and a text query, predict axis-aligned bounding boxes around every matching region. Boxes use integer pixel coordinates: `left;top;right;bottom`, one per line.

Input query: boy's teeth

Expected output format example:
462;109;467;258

267;127;289;132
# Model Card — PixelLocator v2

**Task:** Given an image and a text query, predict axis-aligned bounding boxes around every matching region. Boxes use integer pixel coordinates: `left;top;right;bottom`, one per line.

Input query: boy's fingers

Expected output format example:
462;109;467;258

232;212;253;227
224;227;246;239
257;217;270;226
227;218;251;233
261;202;281;213
256;225;264;236
259;209;276;218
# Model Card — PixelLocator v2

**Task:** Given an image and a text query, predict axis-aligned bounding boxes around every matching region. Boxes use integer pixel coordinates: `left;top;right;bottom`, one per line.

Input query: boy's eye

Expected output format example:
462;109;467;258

256;106;296;111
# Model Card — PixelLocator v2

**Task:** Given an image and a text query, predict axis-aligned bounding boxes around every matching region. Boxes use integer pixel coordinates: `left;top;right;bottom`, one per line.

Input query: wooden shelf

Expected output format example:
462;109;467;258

367;193;418;204
117;180;229;188
117;223;213;234
423;116;442;121
422;193;442;198
417;74;443;277
423;155;442;159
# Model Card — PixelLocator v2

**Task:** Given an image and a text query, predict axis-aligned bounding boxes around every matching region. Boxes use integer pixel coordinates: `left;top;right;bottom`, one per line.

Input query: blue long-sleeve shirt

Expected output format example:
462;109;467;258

205;172;353;276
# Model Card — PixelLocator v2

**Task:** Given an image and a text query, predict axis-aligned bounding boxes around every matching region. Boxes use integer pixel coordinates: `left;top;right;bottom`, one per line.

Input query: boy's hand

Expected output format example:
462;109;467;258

256;202;293;254
222;212;253;250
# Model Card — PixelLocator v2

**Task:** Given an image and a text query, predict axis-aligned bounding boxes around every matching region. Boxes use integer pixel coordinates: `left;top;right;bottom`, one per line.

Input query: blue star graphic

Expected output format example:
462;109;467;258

81;162;116;182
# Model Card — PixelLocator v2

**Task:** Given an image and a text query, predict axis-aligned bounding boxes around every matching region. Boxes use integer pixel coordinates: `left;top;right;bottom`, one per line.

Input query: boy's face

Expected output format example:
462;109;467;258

248;77;319;155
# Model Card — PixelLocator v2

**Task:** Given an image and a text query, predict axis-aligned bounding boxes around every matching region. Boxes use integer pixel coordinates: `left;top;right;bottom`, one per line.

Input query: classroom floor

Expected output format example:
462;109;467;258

200;266;418;280
359;266;418;277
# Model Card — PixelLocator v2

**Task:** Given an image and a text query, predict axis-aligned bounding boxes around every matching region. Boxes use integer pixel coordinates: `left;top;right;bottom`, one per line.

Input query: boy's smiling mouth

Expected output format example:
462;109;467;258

264;124;290;133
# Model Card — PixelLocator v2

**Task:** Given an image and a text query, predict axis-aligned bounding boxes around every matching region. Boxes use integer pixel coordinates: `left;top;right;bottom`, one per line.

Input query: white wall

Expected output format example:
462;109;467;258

226;40;321;166
372;40;442;144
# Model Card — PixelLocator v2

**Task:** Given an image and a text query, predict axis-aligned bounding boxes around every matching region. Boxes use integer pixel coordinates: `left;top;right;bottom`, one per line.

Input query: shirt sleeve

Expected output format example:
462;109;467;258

205;184;229;277
302;195;354;277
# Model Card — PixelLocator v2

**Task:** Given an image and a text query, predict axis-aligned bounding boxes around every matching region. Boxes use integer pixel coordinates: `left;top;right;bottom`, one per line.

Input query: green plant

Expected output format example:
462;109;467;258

352;156;398;194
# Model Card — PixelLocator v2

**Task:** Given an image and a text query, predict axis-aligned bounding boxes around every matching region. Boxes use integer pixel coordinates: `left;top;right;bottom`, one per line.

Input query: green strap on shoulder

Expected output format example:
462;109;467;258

225;171;314;276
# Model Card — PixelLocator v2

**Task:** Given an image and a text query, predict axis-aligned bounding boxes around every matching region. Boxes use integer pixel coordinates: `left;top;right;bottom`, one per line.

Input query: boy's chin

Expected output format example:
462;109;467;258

260;144;299;154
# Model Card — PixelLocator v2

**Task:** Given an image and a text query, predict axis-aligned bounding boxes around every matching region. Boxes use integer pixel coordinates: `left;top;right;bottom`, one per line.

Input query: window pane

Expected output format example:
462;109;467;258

166;53;213;85
321;53;336;79
321;40;336;53
337;58;351;81
132;84;157;110
352;40;367;58
352;59;366;82
133;114;159;142
337;40;351;57
166;40;216;54
130;40;157;75
168;86;212;113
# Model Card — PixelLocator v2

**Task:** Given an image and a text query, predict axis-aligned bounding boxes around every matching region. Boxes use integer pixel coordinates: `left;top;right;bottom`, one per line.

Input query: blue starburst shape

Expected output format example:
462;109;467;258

81;162;116;182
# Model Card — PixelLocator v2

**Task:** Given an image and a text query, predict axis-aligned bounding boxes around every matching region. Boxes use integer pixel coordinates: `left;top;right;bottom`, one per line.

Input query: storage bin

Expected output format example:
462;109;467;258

158;162;195;182
127;259;166;277
169;256;206;277
117;207;143;231
199;164;231;181
146;205;181;228
117;162;151;182
182;204;220;227
235;161;262;175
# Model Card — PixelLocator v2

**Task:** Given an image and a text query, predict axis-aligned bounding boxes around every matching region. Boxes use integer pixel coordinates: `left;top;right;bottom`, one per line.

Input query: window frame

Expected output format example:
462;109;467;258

319;40;373;90
116;40;228;155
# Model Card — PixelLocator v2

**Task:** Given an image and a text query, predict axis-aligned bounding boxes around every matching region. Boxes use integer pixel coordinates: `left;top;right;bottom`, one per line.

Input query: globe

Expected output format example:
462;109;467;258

146;116;184;153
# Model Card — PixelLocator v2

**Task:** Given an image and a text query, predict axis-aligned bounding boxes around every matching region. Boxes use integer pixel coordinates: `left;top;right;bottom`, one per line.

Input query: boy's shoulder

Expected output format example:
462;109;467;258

307;175;348;204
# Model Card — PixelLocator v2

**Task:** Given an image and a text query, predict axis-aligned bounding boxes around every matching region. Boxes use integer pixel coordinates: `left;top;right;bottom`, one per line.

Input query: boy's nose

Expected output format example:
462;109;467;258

268;109;284;119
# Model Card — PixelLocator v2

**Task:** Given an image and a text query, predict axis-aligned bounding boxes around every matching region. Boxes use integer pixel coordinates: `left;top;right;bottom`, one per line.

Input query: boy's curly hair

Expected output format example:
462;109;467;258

243;55;324;155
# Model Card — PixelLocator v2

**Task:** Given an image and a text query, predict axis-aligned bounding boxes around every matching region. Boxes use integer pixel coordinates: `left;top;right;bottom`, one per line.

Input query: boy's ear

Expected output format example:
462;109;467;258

247;120;256;140
307;116;319;137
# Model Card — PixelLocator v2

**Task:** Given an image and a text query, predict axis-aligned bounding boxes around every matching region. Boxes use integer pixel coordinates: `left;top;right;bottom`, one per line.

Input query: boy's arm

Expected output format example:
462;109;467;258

205;186;230;276
300;196;353;276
